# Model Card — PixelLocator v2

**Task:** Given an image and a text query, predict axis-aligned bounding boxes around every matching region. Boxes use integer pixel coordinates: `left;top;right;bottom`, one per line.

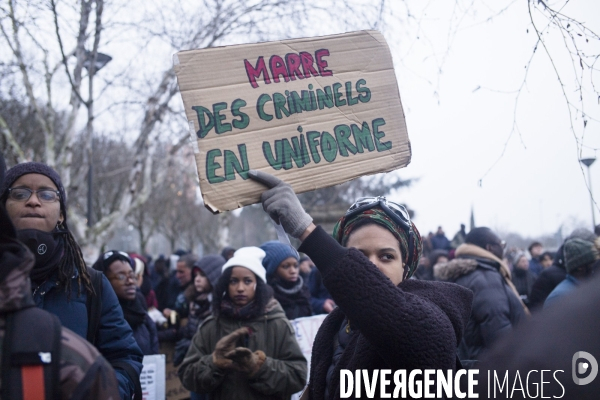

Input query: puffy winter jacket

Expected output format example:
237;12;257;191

132;313;160;355
32;268;143;399
434;245;526;361
178;299;307;400
528;264;567;310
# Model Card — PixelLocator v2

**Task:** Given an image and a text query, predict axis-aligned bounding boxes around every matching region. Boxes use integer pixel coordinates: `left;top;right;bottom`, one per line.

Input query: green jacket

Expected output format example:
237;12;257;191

178;298;307;400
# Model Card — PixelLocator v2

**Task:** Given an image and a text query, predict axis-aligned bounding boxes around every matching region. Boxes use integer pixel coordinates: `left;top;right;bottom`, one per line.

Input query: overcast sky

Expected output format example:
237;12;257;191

18;0;597;246
382;0;600;240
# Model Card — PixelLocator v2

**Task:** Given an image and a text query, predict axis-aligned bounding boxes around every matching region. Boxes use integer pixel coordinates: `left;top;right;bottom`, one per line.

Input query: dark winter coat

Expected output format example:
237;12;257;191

178;299;307;400
298;226;473;400
270;276;312;320
156;273;186;311
434;245;527;361
528;264;567;311
132;313;160;355
430;233;451;250
32;268;143;398
308;267;332;314
511;267;536;305
528;257;543;277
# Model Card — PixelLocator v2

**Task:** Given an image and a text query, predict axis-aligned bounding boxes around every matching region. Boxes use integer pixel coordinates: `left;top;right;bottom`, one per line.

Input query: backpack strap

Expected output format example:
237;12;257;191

1;306;62;400
111;361;142;400
86;267;104;345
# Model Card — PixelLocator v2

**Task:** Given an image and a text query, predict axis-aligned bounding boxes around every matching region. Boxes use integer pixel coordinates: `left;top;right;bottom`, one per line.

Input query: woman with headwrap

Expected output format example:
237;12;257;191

1;162;143;399
249;170;473;399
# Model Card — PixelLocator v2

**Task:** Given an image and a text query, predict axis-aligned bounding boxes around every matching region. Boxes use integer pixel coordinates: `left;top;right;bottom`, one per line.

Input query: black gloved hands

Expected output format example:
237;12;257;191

248;170;313;239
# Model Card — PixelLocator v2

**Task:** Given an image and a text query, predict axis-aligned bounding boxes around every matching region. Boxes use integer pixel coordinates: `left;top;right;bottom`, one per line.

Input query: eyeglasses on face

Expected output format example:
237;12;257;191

346;196;412;232
109;272;136;283
8;188;60;203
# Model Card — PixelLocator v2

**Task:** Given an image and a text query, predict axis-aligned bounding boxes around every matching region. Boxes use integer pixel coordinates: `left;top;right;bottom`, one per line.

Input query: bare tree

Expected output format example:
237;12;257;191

0;0;393;258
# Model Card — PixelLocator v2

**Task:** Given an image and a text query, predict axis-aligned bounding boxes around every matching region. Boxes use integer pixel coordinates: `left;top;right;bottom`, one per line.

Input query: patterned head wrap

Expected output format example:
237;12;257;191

332;207;422;279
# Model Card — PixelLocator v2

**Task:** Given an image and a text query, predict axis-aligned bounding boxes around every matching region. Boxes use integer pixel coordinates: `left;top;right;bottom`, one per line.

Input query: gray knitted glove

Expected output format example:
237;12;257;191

248;170;313;238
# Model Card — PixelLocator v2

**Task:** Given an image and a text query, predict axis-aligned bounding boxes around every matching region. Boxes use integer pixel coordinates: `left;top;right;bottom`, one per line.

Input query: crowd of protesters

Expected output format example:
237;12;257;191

1;157;599;399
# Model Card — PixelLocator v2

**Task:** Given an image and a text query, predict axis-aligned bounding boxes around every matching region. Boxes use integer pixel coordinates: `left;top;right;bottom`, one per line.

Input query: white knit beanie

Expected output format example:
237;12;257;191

221;246;267;283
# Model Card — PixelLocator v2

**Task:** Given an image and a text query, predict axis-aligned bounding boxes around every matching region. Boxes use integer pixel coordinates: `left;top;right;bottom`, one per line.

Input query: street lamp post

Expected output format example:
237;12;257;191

579;157;596;230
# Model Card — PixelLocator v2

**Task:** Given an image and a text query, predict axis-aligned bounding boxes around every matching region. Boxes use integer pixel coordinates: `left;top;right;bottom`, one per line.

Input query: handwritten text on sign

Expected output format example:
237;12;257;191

175;30;411;212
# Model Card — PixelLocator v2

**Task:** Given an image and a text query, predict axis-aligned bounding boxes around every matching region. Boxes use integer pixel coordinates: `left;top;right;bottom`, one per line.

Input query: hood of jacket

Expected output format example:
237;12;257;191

435;243;513;281
434;257;479;282
262;297;286;321
0;237;36;313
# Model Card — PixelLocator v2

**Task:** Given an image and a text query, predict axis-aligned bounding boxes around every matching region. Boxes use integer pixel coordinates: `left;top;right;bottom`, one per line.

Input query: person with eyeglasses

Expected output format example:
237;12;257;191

0;162;143;400
433;226;528;364
93;251;160;356
248;170;473;399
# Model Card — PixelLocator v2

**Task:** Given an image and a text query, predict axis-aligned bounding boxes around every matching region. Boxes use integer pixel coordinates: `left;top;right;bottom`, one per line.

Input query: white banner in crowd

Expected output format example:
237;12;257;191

141;354;166;400
290;314;327;400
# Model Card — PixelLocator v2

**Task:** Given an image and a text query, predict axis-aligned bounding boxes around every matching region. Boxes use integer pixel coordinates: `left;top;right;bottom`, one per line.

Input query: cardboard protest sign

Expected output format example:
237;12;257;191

174;30;411;213
141;354;166;400
290;314;327;400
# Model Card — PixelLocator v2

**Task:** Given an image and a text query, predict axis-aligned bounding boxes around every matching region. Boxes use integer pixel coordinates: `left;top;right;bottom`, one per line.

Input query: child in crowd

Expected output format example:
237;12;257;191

174;254;225;366
261;240;312;320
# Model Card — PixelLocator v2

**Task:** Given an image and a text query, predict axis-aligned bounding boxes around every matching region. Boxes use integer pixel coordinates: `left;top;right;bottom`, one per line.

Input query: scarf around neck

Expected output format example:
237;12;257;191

273;275;304;295
17;229;64;284
119;296;147;328
219;296;262;320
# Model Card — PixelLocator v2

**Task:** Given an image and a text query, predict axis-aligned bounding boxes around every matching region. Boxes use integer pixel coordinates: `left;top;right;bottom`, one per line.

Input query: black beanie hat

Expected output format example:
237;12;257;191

193;254;226;289
0;162;68;229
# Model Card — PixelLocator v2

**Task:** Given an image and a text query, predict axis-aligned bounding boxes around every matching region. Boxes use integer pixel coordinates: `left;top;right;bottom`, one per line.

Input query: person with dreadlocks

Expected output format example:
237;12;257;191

1;162;143;400
248;170;473;399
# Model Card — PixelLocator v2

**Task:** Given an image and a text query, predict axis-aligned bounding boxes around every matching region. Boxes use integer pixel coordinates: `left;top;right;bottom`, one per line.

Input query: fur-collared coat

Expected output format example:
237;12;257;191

298;226;473;400
434;244;528;361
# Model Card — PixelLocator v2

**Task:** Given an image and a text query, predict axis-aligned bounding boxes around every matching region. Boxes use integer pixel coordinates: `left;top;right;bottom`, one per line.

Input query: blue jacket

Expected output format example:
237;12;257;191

544;274;579;309
133;313;160;355
430;233;451;250
33;270;144;399
308;267;331;314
